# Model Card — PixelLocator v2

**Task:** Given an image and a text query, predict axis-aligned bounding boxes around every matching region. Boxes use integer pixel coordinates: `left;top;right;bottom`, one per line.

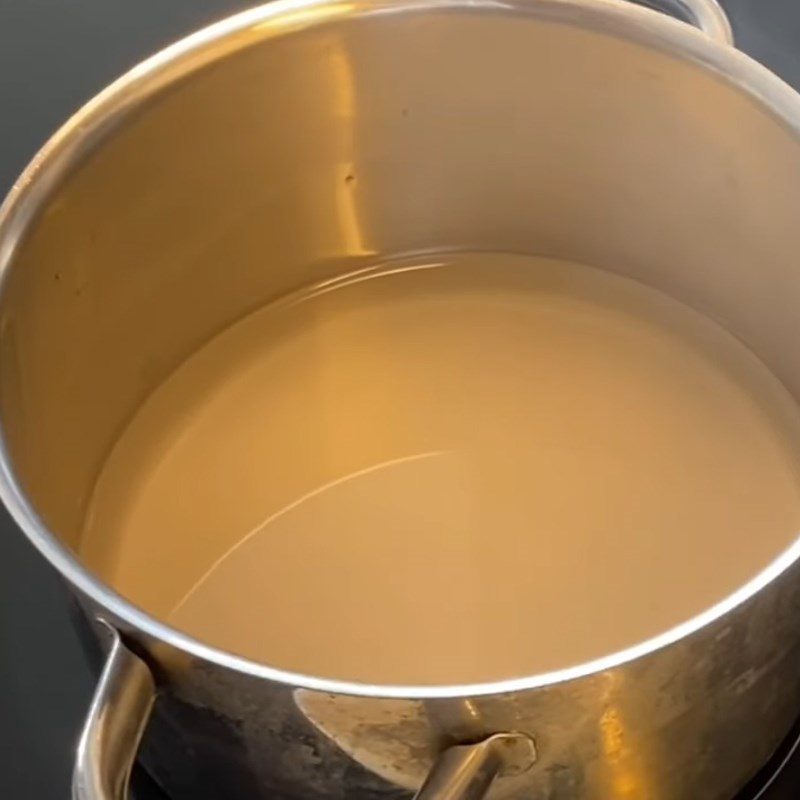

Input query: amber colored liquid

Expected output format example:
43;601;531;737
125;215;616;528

80;253;800;684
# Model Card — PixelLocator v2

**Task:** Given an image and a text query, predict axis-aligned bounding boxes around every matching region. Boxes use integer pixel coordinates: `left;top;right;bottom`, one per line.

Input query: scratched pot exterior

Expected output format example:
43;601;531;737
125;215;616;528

68;567;800;800
4;1;800;799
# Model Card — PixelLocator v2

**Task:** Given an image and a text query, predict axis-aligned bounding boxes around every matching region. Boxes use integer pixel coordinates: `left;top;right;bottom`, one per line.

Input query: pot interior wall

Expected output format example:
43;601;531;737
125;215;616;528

2;6;800;565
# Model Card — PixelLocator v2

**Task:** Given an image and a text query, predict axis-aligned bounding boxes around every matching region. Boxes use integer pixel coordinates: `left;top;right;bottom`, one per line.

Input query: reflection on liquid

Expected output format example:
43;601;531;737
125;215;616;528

82;253;800;684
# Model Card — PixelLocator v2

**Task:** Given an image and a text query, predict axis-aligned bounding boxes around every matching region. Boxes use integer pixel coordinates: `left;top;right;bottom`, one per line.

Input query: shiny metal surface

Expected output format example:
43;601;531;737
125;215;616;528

4;0;800;798
72;626;155;800
413;734;537;800
669;0;733;44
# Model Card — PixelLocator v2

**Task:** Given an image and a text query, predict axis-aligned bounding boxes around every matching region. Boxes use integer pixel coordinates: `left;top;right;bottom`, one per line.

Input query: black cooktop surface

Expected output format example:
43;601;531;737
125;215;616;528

2;1;800;798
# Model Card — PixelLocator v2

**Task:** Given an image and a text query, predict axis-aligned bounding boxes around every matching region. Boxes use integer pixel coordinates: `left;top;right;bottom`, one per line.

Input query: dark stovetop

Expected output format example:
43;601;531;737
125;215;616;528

2;1;800;798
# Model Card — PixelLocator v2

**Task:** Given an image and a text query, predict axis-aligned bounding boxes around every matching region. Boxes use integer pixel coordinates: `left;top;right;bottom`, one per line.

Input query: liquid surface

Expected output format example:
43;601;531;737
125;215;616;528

81;253;800;684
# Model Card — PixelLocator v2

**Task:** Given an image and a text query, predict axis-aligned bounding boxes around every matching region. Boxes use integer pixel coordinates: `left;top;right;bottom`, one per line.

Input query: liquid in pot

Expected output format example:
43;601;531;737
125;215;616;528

80;253;800;684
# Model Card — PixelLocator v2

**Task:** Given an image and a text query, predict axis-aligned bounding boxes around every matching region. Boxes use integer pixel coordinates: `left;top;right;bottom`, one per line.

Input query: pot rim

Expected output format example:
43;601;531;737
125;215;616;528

3;0;800;700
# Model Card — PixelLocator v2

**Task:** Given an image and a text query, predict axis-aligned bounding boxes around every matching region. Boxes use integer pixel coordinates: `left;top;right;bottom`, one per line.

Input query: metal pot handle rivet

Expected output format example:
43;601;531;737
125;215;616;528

642;0;734;45
72;623;156;800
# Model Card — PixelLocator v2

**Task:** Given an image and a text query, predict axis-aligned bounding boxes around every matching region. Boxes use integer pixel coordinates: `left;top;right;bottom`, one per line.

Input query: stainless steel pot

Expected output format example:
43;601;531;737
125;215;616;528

3;1;800;798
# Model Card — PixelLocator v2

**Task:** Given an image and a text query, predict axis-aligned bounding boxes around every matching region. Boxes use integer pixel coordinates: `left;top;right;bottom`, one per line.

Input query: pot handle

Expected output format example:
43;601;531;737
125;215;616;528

413;732;537;800
644;0;733;45
74;626;537;800
72;624;156;800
